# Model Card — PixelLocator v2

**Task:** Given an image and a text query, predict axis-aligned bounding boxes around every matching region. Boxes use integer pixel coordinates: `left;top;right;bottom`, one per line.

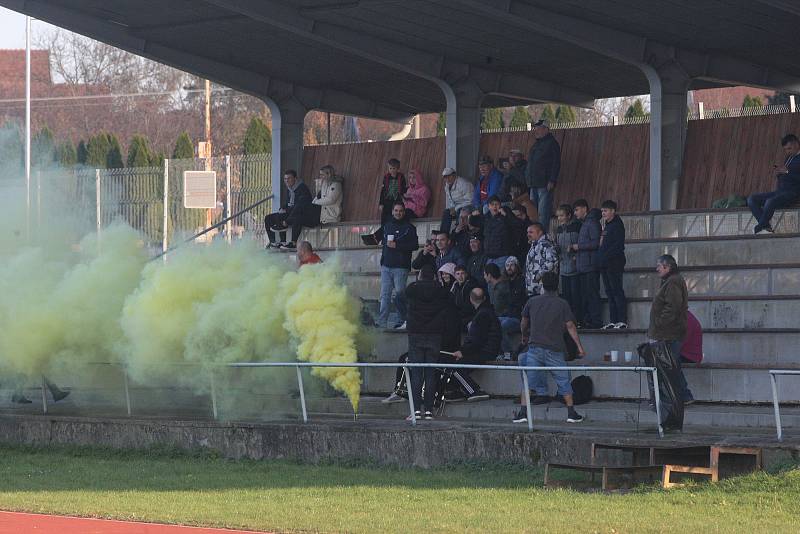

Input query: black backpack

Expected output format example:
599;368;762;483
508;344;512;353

571;375;593;405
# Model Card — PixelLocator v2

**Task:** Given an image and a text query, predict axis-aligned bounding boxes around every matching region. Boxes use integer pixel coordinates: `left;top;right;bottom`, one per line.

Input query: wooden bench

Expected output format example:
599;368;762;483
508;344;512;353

544;462;664;491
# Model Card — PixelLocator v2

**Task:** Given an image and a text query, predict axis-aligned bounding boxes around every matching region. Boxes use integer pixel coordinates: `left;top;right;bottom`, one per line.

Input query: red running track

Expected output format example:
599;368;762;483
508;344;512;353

0;511;270;533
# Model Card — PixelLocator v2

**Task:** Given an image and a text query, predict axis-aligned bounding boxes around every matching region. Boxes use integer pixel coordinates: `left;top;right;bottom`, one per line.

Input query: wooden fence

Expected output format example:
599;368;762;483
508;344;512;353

302;113;799;221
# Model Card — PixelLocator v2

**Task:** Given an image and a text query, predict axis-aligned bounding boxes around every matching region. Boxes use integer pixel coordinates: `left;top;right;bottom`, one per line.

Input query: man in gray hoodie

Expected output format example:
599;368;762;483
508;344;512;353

571;199;602;329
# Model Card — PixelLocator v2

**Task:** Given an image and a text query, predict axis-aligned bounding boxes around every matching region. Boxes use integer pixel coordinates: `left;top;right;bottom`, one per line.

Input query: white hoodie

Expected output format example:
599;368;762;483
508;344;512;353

312;176;343;224
444;176;473;211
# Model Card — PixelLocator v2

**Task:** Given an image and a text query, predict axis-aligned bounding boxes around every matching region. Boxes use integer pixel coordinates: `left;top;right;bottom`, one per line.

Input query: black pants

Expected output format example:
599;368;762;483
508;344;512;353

602;268;627;324
272;204;320;243
560;274;582;324
265;212;289;244
408;334;442;411
579;271;602;328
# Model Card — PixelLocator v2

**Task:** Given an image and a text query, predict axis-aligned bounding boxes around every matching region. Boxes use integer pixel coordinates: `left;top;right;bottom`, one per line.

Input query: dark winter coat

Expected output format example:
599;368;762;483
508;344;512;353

482;211;512;259
525;133;561;188
555;218;582;276
405;280;451;335
648;273;689;341
575;208;602;273
597;215;626;271
380;219;419;269
461;301;502;361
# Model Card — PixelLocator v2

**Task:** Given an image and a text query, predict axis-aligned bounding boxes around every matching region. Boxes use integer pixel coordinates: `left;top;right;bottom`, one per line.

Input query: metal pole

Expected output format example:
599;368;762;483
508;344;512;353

652;369;664;438
123;369;132;417
40;375;47;415
225;154;232;243
95;168;102;241
25;16;31;240
36;169;41;230
162;158;169;257
296;366;308;423
403;366;416;425
521;370;533;432
209;373;218;420
771;373;783;441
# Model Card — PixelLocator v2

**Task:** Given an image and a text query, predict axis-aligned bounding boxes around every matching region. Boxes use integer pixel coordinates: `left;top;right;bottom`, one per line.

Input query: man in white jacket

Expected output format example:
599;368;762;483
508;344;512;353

281;165;343;250
439;167;473;233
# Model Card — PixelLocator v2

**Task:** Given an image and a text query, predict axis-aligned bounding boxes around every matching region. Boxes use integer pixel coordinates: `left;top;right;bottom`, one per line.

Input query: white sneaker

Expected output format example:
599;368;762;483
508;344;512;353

503;352;512;361
382;392;405;404
613;322;628;329
394;322;407;330
601;323;616;330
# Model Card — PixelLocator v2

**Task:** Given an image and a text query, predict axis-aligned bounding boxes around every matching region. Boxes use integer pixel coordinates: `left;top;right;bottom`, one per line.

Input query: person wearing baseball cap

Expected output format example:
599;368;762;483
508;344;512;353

525;119;561;232
440;166;473;234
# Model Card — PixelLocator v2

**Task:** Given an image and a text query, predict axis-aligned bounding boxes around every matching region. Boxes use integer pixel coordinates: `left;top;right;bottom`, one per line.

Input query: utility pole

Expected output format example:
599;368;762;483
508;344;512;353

204;79;212;229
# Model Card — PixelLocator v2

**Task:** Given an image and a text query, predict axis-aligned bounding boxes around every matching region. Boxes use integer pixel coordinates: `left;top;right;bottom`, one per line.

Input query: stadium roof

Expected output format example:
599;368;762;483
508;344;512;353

2;0;800;122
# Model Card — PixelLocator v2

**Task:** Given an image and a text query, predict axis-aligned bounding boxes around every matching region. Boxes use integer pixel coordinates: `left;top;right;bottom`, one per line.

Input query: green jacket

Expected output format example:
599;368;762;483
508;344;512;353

648;273;688;341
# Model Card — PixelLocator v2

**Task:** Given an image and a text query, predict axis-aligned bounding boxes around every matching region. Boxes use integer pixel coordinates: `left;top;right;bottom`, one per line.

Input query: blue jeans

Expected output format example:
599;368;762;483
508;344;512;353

378;266;408;327
520;345;572;397
529;187;553;233
498;317;521;354
747;190;799;228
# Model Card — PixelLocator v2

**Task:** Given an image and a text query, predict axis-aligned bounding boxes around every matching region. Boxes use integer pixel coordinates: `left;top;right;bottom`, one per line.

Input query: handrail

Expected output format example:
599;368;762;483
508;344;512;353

768;369;800;441
40;361;663;437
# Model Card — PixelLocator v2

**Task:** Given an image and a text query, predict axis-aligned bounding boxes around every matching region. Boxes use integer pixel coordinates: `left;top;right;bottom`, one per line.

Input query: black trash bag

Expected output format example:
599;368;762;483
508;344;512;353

571;375;593;405
637;342;685;431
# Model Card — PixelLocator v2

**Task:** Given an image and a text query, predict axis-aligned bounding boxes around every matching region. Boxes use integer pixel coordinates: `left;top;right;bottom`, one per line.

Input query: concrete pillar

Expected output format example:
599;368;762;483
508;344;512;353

444;80;483;180
642;61;690;211
264;96;307;208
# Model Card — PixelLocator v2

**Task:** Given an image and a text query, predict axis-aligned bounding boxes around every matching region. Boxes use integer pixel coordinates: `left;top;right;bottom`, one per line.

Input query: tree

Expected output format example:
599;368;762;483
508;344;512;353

127;135;154;167
172;132;194;159
624;99;647;121
242;116;272;154
539;104;556;123
106;133;124;168
742;95;763;108
151;152;165;168
57;142;77;167
480;108;505;130
76;140;88;165
32;127;57;167
509;106;532;128
555;105;577;123
0;122;23;175
85;134;111;168
436;112;446;136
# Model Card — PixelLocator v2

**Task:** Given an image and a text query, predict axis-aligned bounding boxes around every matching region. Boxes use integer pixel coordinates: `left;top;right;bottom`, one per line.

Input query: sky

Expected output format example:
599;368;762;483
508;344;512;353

0;7;55;49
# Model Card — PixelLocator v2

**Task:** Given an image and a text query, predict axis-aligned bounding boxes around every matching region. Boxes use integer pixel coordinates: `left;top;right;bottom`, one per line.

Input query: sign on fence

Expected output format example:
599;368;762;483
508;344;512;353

183;171;216;208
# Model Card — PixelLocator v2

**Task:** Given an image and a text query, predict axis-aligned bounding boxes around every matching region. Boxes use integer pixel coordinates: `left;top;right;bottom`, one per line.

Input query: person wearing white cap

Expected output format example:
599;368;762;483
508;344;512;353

439;167;473;234
525;119;561;233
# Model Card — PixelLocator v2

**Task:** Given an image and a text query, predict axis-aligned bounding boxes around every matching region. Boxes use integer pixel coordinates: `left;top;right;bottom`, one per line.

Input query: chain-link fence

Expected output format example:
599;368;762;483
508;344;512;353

36;153;271;254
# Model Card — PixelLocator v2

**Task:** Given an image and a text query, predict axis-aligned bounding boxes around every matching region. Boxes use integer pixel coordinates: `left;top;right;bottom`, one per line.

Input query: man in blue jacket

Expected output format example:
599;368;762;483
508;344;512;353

525;120;561;233
377;201;419;328
472;156;503;213
572;200;603;329
748;134;800;234
597;200;627;329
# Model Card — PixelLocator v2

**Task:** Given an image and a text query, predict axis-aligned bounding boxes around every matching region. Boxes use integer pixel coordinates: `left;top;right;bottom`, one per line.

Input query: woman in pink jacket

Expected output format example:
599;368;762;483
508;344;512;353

403;168;431;219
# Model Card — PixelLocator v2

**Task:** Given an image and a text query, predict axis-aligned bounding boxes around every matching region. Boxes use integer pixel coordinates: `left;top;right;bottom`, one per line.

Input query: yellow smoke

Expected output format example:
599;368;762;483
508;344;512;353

0;221;363;411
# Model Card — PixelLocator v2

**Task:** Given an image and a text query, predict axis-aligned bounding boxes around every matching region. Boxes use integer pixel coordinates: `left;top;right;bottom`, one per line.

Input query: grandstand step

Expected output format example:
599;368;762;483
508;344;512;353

295;208;800;250
358;360;799;404
299;233;800;272
304;397;798;430
368;329;800;367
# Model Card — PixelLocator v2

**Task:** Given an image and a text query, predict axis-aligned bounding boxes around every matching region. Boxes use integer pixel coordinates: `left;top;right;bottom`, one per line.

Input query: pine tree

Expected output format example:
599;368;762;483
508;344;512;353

106;133;124;168
481;108;505;130
539;104;556;123
742;95;762;108
624;99;647;121
85;134;111;168
126;135;154;167
76;139;88;165
151;152;165;167
172;131;194;159
554;105;576;124
242;116;272;154
436;112;446;136
57;142;77;166
32;126;56;167
509;106;532;128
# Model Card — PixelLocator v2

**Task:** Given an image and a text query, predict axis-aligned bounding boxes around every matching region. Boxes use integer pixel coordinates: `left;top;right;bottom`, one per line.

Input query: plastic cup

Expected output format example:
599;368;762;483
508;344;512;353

603;352;611;362
624;351;633;363
610;350;619;362
386;234;395;242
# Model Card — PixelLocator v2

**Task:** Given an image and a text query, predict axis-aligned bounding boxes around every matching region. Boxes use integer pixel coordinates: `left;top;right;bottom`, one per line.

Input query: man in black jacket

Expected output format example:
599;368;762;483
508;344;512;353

376;202;419;329
448;287;500;401
405;263;451;419
597;199;627;329
525;120;561;233
265;170;313;247
451;264;479;329
572;200;603;329
466;235;488;288
482;196;513;268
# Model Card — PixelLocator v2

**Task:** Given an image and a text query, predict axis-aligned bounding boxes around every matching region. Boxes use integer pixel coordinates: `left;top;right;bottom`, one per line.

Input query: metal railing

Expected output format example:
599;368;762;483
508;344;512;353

768;369;800;441
33;362;664;436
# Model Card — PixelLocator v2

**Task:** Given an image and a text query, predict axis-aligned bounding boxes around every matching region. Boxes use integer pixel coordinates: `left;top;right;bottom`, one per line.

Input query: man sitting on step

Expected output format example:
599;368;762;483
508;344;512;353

748;133;800;235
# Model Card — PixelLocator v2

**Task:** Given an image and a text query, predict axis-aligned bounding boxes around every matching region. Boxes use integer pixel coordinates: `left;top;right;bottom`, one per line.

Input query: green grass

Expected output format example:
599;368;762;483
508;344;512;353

0;445;798;533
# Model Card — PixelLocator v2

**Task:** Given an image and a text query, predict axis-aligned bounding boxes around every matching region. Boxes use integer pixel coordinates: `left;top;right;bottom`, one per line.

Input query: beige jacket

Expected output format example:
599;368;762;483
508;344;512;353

312;176;343;224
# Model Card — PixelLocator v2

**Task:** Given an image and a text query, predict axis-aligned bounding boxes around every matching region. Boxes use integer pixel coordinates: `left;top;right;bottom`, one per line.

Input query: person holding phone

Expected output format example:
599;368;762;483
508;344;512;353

747;134;800;234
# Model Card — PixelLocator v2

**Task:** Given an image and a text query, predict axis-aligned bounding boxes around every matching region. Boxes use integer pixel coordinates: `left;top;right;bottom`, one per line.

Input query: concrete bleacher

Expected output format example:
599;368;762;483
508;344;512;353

283;207;800;429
